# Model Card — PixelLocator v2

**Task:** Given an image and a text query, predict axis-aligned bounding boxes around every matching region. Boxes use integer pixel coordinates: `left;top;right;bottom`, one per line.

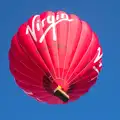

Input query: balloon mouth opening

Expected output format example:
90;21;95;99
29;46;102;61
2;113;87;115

53;86;69;102
43;75;70;102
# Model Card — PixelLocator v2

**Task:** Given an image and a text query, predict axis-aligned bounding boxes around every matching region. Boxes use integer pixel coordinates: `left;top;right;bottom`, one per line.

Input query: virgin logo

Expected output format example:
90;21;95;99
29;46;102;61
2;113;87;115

26;13;73;43
93;47;103;74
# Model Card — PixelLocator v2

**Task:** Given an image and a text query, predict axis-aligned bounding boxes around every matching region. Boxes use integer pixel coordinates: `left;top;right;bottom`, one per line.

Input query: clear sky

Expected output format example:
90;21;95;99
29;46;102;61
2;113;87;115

0;0;120;120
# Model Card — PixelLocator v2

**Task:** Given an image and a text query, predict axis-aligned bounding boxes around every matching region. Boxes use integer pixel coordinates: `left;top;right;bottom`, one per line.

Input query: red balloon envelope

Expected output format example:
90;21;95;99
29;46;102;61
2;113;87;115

8;11;103;104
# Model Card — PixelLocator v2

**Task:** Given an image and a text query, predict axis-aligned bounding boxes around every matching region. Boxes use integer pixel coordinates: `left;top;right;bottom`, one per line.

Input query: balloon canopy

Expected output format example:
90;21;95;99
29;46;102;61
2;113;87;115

8;11;103;104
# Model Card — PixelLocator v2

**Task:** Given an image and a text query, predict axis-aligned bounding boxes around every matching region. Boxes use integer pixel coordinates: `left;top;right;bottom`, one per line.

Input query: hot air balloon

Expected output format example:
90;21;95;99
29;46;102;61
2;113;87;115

8;11;103;104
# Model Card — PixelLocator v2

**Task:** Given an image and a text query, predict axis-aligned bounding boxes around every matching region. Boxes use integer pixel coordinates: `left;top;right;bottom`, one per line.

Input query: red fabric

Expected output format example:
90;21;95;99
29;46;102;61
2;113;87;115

8;11;103;104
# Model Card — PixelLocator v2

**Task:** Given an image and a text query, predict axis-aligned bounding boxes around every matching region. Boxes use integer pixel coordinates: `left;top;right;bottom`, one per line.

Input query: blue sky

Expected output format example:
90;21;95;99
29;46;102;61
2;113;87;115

0;0;120;119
